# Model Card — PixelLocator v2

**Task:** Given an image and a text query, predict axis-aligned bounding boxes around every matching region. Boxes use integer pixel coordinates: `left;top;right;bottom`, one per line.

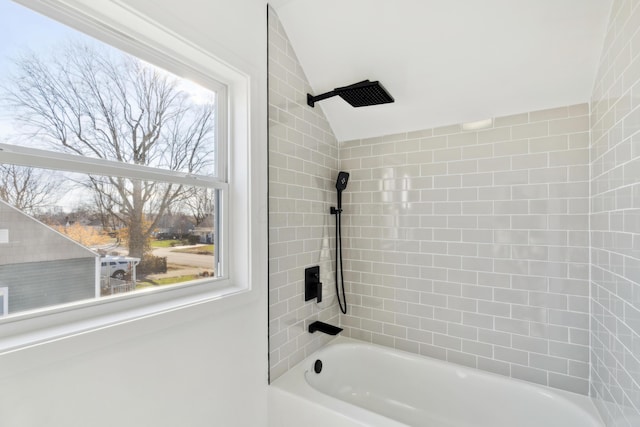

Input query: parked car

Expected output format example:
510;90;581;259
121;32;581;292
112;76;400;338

100;256;140;280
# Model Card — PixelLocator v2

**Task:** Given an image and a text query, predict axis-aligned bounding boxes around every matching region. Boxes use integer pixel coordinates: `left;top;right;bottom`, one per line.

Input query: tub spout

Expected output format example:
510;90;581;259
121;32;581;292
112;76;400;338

309;321;343;335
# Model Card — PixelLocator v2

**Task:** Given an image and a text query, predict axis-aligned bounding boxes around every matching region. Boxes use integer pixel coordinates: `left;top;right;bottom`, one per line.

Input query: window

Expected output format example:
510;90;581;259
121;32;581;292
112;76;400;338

0;1;232;319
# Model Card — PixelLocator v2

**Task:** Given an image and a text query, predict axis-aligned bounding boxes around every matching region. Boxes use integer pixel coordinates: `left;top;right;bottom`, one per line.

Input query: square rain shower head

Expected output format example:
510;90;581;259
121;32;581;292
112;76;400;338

334;80;394;107
306;80;394;108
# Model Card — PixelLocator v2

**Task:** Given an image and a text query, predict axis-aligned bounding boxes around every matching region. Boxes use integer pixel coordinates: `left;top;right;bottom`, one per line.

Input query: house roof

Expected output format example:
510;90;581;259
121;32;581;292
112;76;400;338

0;200;97;265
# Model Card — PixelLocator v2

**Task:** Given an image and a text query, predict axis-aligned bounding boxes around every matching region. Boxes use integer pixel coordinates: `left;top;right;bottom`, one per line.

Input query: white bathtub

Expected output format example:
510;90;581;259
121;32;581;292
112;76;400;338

269;337;603;427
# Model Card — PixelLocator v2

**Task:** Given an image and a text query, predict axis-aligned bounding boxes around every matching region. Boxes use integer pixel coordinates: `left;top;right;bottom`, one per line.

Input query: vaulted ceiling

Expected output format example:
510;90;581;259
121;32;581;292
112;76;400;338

269;0;613;141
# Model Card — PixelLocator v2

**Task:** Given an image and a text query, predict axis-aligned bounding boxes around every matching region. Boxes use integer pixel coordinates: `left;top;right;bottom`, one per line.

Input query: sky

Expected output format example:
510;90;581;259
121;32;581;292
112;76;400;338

0;0;215;136
0;1;81;139
0;3;115;210
0;1;78;74
0;1;218;212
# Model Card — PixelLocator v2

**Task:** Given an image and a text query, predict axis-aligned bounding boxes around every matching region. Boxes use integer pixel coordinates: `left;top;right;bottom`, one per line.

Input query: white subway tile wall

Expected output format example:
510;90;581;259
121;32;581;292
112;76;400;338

268;4;640;414
268;8;341;381
339;104;591;394
590;1;640;425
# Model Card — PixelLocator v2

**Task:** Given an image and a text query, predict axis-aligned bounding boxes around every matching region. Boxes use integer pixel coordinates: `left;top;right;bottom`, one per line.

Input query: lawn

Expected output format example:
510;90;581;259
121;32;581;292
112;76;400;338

172;245;214;255
150;239;182;248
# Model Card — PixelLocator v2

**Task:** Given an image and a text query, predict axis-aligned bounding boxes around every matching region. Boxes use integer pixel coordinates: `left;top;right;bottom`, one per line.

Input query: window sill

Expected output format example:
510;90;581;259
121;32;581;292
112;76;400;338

0;278;253;355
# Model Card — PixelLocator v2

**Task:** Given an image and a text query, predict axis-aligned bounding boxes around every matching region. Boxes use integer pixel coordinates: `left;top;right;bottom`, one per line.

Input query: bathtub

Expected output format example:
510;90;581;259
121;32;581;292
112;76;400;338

268;337;603;427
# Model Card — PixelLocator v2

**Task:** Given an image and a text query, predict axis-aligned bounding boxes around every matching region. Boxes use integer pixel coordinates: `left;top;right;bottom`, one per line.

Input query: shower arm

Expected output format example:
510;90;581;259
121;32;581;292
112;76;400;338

307;91;337;108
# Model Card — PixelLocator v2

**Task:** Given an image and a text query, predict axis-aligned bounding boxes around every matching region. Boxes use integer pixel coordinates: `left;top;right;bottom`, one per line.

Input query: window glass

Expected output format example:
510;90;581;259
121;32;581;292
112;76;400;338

0;1;225;317
0;287;7;316
0;3;220;178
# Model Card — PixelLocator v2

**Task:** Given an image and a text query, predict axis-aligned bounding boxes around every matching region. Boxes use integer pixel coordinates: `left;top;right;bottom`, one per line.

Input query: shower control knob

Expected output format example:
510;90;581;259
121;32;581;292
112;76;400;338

304;266;322;303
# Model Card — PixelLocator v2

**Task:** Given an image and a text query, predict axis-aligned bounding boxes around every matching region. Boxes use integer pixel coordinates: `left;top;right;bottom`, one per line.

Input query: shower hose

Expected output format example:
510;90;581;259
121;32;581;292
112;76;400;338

335;207;347;314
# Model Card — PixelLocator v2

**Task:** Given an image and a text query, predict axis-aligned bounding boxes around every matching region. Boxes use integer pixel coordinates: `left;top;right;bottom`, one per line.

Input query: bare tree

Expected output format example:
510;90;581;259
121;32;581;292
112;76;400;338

183;187;216;226
3;42;216;257
0;164;60;214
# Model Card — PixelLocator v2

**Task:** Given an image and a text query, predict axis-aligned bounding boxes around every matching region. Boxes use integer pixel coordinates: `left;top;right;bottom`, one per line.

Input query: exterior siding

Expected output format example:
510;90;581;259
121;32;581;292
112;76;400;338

0;258;96;314
0;200;98;315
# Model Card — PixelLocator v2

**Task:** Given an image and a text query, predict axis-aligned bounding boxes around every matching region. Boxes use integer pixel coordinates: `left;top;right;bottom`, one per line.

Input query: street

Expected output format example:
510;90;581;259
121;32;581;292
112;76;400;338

152;245;214;269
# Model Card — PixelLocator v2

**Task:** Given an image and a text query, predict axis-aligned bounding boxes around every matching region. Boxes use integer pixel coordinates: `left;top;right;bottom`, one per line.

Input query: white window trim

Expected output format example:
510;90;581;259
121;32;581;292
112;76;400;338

0;144;229;191
0;0;256;354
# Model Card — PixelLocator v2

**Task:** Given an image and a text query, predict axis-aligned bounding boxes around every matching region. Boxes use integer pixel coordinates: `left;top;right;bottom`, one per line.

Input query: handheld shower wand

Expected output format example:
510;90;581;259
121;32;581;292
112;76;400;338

331;171;349;314
335;171;349;211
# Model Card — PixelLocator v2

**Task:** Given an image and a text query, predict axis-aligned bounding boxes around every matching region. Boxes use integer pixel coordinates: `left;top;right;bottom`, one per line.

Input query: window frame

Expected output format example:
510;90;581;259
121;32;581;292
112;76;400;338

0;143;229;282
0;0;255;353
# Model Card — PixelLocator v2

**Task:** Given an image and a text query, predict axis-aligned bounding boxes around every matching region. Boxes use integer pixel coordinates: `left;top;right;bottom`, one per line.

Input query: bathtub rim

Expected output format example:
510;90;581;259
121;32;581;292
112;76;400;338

270;336;603;427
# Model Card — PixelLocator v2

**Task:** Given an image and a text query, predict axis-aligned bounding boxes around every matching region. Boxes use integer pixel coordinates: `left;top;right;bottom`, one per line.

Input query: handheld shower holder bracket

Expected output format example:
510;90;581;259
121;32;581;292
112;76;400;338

330;206;341;215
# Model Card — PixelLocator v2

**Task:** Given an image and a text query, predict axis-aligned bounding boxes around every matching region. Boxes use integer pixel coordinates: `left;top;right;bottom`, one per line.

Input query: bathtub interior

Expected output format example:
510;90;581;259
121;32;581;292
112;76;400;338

271;337;604;427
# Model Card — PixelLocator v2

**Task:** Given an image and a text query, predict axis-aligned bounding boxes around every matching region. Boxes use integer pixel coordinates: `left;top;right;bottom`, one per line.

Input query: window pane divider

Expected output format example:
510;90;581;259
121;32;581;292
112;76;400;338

0;143;225;189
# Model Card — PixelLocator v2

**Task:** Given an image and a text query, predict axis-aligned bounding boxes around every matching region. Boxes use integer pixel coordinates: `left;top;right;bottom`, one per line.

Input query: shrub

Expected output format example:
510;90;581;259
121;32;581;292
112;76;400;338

137;255;167;275
187;235;200;245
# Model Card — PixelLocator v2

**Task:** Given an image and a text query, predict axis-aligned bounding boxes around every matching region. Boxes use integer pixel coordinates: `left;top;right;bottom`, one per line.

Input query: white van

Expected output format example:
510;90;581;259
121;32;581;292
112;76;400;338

100;256;140;280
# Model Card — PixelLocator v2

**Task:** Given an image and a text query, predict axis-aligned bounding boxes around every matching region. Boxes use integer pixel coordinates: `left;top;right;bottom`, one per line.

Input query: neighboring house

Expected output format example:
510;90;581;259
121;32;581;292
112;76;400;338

154;213;197;238
0;200;98;316
191;227;214;244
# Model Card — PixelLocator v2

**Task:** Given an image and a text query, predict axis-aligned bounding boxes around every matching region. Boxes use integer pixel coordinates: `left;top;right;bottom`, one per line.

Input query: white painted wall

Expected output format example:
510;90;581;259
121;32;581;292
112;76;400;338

0;0;268;426
271;0;612;142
